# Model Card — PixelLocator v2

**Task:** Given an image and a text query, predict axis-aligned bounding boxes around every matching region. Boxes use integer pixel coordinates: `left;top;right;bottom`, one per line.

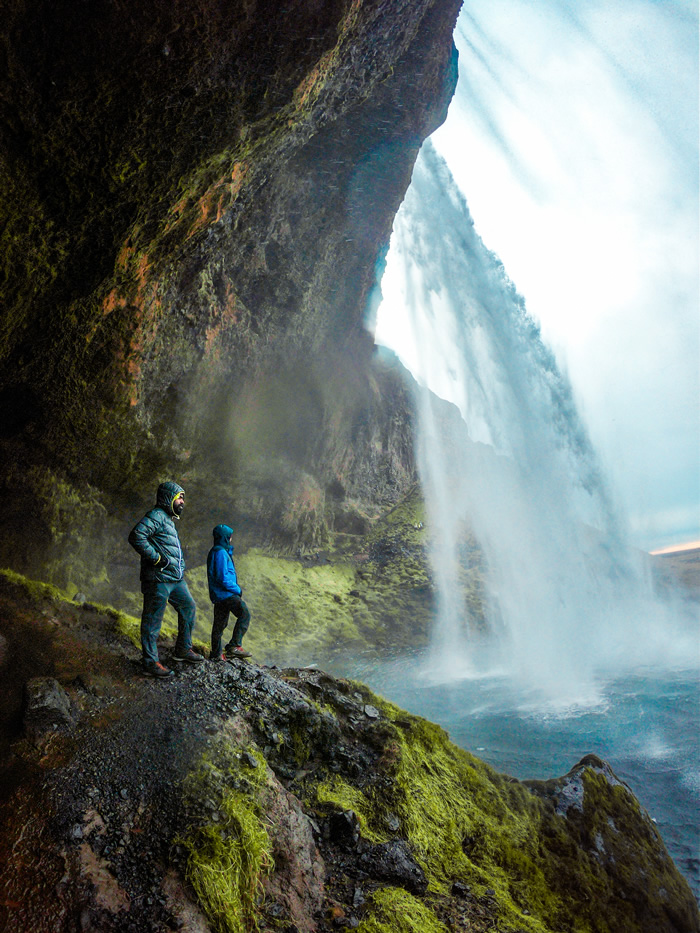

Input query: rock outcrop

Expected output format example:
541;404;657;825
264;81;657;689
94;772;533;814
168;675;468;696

0;0;460;586
0;571;697;933
0;0;491;690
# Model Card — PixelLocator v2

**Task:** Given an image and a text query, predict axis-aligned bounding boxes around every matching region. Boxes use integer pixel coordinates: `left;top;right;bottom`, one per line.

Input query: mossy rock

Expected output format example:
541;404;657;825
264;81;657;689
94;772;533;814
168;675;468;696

177;740;273;933
0;573;695;933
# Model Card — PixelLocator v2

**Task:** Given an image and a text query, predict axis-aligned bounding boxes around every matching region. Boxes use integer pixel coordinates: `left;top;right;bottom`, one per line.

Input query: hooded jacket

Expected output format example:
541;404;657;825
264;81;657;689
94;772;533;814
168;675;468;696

128;481;186;585
206;524;242;602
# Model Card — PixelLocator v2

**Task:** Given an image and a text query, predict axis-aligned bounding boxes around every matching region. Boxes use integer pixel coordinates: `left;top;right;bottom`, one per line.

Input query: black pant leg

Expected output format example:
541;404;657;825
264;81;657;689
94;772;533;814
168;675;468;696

227;597;251;649
211;601;230;656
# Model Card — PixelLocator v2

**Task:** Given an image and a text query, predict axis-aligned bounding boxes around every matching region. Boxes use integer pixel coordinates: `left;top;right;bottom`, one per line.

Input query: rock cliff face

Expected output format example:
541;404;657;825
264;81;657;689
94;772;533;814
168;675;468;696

1;572;698;933
0;0;460;585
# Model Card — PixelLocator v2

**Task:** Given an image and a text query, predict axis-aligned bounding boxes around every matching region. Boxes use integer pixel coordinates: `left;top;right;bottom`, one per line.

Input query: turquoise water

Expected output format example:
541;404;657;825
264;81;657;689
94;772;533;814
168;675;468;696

322;650;700;902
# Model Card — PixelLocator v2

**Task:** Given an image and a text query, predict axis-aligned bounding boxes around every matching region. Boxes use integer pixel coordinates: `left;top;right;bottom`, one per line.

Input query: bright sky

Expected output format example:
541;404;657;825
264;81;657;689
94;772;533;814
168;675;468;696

376;0;699;551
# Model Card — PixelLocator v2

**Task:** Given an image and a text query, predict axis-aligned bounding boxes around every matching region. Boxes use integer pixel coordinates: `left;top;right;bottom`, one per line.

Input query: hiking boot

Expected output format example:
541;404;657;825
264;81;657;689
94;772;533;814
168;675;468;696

143;660;174;678
209;651;225;662
171;647;205;664
226;646;252;660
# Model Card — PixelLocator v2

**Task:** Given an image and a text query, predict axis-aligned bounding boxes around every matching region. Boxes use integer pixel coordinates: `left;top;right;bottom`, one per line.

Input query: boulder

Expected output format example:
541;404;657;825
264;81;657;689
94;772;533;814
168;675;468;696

24;677;76;743
358;840;427;895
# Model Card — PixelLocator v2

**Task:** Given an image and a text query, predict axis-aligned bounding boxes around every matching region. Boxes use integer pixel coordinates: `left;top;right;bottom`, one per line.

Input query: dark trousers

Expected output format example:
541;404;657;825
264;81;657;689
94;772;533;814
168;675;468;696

140;579;196;664
211;595;250;655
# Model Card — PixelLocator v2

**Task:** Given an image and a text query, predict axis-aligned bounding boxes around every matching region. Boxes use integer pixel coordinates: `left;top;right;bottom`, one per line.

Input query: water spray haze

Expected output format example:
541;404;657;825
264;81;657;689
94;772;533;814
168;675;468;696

377;143;695;706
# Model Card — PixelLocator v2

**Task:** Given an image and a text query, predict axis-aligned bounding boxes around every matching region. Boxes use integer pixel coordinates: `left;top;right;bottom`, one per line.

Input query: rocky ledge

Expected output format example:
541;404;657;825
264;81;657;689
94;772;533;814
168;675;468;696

0;572;697;933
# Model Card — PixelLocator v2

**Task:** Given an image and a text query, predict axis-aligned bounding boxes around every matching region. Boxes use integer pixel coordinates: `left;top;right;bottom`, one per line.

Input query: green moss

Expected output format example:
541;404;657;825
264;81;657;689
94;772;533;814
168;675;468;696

289;721;311;768
178;739;273;933
286;699;326;768
182;794;272;933
357;887;448;933
314;686;556;932
110;609;143;647
311;706;556;933
311;687;699;933
0;466;119;597
187;551;363;662
364;484;486;637
315;775;388;844
0;567;70;603
372;485;426;533
0;568;195;655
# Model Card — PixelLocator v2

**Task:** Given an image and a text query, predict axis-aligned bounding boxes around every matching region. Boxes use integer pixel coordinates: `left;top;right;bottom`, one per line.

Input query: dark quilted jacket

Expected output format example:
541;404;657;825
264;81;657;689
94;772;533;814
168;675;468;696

128;481;186;585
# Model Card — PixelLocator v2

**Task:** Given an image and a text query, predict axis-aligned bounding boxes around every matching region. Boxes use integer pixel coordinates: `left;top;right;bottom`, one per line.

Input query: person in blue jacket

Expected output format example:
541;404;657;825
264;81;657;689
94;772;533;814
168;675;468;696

207;524;252;661
128;481;204;677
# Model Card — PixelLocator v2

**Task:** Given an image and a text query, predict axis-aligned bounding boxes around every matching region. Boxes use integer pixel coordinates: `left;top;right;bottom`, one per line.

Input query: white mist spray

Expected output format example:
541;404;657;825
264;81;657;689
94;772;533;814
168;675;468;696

377;142;694;705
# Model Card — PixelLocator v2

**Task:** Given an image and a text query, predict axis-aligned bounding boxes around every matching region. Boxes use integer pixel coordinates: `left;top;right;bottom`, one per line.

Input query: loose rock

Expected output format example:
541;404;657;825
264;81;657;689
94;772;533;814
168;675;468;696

24;677;76;742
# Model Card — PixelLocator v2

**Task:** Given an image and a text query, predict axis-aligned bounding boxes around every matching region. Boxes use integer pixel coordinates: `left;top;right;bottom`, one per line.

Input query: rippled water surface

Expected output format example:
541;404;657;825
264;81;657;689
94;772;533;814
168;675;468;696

322;649;700;902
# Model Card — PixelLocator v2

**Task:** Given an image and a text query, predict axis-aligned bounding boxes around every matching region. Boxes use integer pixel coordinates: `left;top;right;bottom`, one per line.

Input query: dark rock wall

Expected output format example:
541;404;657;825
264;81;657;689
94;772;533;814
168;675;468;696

0;0;462;577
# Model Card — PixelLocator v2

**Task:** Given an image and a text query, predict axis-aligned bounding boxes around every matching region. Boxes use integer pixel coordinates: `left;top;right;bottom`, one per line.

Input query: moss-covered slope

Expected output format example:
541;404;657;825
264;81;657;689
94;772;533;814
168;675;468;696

0;572;696;933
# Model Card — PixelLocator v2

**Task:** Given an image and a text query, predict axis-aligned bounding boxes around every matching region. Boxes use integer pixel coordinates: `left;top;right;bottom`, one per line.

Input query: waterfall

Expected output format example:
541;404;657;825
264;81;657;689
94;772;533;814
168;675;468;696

376;142;694;706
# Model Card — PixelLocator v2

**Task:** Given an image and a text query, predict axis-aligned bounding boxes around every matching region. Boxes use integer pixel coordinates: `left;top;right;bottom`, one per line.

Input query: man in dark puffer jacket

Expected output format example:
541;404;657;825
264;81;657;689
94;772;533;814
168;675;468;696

128;481;204;677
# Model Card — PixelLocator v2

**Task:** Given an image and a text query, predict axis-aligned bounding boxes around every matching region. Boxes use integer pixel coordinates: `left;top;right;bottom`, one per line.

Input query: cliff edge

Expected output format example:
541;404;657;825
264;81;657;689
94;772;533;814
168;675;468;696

0;571;697;933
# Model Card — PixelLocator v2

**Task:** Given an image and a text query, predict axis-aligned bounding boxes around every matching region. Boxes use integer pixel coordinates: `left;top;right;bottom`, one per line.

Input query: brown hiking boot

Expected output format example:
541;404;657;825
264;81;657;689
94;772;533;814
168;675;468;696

226;646;252;660
171;648;205;664
143;660;174;678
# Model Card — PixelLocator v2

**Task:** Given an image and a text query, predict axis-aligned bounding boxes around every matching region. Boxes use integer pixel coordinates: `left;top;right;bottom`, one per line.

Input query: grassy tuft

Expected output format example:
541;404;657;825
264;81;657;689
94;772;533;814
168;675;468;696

0;568;69;602
182;792;273;933
357;887;449;933
178;740;273;933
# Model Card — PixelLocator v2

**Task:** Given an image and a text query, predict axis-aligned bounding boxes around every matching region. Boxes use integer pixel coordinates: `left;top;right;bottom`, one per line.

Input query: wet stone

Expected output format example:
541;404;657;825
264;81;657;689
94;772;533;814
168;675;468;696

327;810;360;846
24;677;76;741
358;840;427;894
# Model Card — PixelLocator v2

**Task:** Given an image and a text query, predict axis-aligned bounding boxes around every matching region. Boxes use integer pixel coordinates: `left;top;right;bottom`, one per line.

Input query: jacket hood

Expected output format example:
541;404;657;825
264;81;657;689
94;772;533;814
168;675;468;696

212;524;233;547
156;481;185;516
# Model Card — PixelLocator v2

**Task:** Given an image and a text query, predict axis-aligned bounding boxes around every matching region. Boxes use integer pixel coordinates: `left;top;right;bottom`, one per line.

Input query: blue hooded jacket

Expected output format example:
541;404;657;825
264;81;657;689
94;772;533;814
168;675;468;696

206;524;242;602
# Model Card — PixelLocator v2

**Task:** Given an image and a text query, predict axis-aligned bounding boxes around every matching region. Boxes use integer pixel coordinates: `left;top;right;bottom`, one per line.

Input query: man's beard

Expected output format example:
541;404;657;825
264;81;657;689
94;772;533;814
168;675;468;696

173;502;185;517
